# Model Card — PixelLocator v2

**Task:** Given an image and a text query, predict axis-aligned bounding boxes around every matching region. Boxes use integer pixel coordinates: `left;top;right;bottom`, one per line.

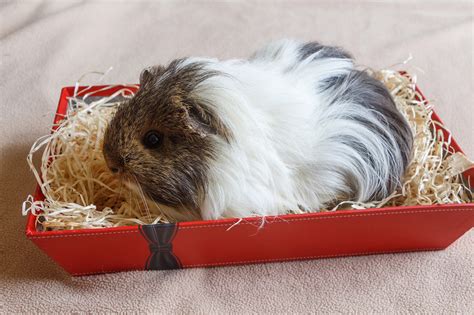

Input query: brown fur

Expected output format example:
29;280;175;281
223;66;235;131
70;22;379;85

103;60;231;215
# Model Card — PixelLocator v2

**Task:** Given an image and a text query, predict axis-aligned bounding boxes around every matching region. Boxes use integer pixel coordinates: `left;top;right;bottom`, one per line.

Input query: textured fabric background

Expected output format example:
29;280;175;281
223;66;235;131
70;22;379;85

1;0;473;313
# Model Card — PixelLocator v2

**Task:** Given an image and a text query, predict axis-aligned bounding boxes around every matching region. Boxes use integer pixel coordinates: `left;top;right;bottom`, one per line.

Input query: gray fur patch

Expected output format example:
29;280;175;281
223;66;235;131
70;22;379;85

299;42;352;61
321;70;413;198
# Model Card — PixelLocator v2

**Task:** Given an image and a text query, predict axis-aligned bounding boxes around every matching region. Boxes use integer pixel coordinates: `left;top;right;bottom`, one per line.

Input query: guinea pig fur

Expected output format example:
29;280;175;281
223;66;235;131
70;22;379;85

103;39;413;221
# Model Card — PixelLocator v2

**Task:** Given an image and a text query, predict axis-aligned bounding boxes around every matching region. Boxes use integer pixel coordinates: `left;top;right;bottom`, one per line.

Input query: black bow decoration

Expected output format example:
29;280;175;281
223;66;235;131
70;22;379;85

139;223;181;270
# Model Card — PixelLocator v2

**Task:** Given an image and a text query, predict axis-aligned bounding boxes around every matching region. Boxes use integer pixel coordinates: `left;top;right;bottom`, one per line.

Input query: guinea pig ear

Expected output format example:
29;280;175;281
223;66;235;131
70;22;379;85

139;66;165;88
169;95;233;142
170;105;207;138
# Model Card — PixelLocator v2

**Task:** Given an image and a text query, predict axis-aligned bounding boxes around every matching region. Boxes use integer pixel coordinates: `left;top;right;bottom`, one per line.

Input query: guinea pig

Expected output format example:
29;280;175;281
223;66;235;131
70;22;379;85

102;39;413;221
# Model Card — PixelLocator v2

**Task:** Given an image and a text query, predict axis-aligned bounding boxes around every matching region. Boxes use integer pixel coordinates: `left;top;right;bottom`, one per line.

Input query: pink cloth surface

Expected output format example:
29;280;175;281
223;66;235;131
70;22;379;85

1;1;472;313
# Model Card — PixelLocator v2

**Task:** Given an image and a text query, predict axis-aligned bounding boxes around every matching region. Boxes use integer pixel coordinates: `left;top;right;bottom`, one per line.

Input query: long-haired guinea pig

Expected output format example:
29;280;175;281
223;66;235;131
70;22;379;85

103;39;413;221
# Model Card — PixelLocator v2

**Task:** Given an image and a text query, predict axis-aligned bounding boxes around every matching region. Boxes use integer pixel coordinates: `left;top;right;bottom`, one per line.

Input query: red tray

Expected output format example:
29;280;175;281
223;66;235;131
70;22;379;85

25;82;474;276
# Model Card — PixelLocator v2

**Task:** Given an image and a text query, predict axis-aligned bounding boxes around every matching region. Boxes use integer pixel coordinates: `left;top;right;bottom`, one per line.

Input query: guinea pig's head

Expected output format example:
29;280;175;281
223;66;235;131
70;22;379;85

102;59;232;220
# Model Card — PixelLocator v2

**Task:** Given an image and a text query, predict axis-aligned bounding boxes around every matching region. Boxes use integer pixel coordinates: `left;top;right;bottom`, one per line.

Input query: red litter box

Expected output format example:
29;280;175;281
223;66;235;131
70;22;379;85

25;80;474;276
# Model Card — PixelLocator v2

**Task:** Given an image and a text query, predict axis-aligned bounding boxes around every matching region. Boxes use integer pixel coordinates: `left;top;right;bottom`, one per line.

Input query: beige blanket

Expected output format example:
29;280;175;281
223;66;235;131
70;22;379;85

1;1;472;313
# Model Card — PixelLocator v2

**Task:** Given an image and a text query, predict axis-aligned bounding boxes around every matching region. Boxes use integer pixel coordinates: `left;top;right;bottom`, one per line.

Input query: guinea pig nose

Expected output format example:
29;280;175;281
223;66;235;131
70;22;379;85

110;167;120;174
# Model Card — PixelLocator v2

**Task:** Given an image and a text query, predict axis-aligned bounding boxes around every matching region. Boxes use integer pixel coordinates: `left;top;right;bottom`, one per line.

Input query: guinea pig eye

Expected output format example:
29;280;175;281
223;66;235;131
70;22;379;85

143;130;163;149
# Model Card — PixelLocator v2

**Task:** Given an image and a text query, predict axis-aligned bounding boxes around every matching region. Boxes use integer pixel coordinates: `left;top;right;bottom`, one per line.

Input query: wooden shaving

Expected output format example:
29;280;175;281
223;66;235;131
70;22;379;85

23;70;474;230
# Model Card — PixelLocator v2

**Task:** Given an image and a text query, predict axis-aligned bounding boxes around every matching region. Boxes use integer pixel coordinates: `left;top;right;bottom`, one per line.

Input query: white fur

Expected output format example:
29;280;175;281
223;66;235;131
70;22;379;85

177;39;404;220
